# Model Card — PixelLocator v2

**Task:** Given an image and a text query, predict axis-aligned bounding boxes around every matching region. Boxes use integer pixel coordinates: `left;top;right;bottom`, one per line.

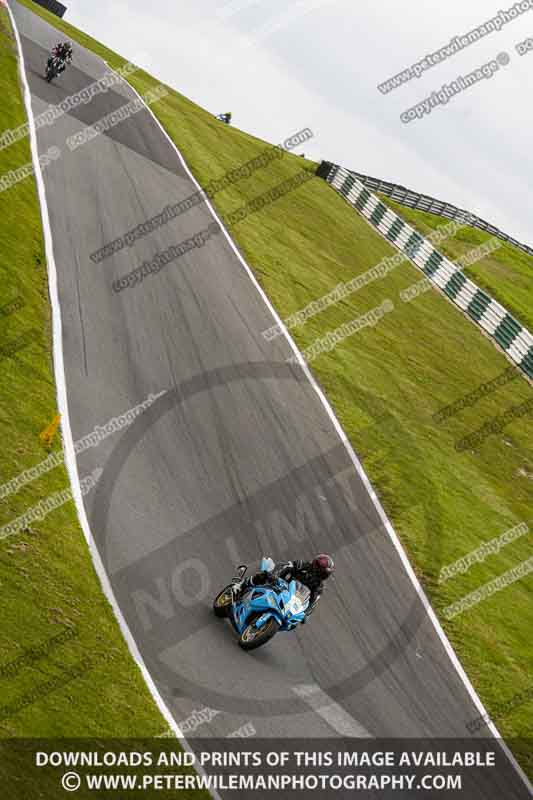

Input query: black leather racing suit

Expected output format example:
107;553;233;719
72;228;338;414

241;560;323;616
49;44;72;74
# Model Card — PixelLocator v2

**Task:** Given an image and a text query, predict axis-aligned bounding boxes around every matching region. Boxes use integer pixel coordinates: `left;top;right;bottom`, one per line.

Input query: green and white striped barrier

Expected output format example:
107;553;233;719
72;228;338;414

317;162;533;380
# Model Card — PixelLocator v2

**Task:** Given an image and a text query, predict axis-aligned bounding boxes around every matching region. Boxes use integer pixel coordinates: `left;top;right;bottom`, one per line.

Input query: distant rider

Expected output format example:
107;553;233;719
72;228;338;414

237;554;335;620
48;41;73;74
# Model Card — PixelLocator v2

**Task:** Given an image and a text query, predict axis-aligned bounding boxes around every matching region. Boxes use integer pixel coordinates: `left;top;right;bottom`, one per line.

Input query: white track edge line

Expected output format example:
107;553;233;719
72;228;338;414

6;6;221;797
118;74;532;792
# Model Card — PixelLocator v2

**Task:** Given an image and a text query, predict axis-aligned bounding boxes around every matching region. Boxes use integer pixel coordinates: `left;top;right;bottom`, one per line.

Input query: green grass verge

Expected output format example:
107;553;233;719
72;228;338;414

0;11;211;797
6;0;533;780
377;195;533;332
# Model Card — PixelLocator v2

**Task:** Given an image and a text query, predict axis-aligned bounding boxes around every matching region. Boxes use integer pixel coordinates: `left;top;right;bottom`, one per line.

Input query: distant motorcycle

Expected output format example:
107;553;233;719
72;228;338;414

45;56;66;83
213;557;310;651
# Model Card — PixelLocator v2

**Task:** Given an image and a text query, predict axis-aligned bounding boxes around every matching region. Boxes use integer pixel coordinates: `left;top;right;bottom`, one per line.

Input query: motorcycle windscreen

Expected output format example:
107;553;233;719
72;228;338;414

293;581;310;606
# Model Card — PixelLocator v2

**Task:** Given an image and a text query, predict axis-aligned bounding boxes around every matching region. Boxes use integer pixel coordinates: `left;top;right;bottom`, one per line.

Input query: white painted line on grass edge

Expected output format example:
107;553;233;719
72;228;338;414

6;6;220;798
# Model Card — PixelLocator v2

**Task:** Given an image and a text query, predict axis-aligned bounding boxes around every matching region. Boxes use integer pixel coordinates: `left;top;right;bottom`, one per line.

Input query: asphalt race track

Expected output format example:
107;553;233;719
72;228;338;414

8;2;530;797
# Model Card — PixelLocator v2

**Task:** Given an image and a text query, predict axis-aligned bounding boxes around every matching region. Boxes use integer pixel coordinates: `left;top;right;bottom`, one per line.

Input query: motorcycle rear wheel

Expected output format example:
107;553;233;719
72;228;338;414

239;617;280;651
213;585;234;618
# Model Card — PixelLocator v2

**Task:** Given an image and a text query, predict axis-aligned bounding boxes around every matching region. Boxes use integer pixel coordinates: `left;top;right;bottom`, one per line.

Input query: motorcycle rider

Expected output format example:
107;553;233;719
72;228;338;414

237;554;335;620
48;41;73;75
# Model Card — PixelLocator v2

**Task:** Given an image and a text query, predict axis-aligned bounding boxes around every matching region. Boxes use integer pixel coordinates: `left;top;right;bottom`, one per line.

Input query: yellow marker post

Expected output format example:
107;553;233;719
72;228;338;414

39;413;61;449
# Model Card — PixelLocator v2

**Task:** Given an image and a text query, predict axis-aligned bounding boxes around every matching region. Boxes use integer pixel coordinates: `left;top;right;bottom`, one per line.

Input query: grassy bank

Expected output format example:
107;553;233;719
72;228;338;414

8;0;533;781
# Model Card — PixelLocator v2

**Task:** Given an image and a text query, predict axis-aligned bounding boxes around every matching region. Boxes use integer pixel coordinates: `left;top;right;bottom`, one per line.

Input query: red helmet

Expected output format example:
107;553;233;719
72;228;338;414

312;554;335;579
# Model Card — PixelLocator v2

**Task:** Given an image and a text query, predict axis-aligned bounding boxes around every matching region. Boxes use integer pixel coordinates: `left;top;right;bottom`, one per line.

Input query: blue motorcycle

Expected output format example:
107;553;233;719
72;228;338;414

213;557;311;651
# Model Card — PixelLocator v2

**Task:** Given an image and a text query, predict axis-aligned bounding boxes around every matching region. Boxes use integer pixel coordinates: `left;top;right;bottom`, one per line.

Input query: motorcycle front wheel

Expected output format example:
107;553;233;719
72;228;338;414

239;617;280;651
213;585;234;618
